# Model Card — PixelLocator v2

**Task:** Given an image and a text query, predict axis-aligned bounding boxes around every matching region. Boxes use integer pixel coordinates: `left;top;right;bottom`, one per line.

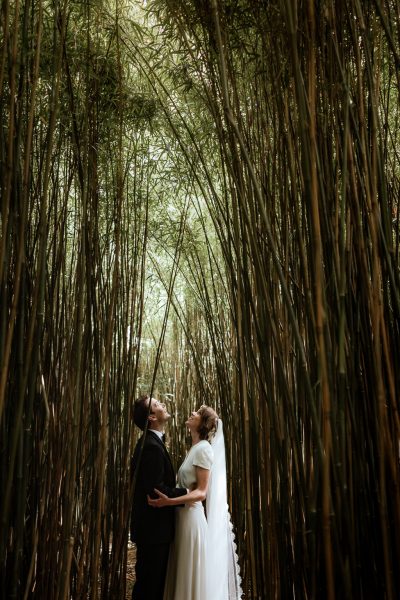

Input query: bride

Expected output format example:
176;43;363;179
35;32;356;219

148;405;242;600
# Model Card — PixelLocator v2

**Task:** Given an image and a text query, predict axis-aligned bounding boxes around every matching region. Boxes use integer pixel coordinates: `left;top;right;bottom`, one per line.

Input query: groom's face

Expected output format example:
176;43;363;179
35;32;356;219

147;398;170;426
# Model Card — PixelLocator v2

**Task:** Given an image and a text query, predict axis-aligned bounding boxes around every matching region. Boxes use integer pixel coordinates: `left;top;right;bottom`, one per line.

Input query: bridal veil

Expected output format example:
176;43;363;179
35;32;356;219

207;420;243;599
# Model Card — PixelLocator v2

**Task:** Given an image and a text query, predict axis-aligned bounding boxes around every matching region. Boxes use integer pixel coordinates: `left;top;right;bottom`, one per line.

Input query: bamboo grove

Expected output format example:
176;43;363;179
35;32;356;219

1;0;399;599
0;1;155;597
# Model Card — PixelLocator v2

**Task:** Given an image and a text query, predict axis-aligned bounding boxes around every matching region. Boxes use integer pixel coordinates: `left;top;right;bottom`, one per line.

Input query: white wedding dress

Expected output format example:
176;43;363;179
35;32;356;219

164;422;242;600
163;440;213;600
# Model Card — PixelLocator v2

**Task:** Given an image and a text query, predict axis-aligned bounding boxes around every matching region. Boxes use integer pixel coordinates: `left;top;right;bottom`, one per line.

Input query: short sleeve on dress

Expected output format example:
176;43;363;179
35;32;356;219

192;442;214;470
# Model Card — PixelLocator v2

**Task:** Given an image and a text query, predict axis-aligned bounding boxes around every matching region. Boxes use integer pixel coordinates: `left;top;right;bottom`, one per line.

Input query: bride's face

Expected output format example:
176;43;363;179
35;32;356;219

186;410;201;432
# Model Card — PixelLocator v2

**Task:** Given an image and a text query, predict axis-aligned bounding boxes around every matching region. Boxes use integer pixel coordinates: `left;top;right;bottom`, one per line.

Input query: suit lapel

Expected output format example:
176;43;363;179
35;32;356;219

147;430;175;474
147;429;164;448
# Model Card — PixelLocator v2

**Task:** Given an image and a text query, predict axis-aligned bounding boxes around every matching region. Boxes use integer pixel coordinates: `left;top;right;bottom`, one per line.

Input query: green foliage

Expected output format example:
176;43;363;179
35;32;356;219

1;0;399;598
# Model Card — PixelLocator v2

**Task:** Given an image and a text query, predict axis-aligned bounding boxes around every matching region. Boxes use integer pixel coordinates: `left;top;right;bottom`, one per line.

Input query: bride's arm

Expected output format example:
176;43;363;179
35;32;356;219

148;466;210;507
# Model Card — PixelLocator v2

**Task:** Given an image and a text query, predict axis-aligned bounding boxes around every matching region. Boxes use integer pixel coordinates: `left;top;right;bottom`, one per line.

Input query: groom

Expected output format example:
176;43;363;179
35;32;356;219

130;395;187;600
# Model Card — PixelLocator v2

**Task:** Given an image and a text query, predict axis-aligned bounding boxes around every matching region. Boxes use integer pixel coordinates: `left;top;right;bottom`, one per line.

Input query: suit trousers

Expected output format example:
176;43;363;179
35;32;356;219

132;541;170;600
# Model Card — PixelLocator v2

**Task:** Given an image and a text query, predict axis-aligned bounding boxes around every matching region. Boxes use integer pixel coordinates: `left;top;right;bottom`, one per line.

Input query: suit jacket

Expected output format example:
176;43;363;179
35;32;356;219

130;430;187;545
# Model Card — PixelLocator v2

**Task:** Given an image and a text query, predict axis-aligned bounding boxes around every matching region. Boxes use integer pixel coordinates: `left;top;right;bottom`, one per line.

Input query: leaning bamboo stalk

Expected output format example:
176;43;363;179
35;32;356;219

307;2;334;597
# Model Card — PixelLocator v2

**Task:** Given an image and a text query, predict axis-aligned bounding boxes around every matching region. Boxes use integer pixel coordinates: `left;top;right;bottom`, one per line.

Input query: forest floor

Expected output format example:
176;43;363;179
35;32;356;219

125;542;136;599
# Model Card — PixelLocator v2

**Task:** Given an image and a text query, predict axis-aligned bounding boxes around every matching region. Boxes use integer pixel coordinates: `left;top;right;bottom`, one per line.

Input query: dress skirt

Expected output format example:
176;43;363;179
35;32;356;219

163;501;208;600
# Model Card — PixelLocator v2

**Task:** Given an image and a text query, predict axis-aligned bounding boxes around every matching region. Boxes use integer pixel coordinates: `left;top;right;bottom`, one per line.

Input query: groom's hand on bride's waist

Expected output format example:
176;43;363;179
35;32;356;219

147;489;169;508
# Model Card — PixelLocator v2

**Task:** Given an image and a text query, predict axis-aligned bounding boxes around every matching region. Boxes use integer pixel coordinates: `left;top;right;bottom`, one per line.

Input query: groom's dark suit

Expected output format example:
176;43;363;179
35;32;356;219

130;430;186;600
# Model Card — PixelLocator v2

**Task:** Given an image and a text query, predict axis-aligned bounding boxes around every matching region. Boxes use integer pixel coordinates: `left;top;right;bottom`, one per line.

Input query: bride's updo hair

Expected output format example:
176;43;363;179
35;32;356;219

197;405;219;442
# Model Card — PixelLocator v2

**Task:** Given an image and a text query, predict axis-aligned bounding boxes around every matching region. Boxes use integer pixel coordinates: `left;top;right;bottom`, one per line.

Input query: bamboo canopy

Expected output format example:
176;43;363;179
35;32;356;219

0;0;399;598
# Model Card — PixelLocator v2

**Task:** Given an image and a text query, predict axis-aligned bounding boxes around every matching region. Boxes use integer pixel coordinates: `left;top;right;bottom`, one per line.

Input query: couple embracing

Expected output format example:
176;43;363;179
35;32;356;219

130;395;242;600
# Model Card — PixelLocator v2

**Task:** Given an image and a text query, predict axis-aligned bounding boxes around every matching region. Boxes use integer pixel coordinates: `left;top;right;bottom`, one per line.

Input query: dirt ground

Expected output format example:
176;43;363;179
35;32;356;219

125;541;136;599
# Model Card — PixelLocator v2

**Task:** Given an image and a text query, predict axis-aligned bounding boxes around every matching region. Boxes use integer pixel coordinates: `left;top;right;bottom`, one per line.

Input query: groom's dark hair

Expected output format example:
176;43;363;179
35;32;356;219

133;395;151;430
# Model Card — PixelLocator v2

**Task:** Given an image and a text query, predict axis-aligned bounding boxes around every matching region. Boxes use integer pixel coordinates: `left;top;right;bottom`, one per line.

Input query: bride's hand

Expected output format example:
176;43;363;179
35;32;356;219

147;489;170;508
